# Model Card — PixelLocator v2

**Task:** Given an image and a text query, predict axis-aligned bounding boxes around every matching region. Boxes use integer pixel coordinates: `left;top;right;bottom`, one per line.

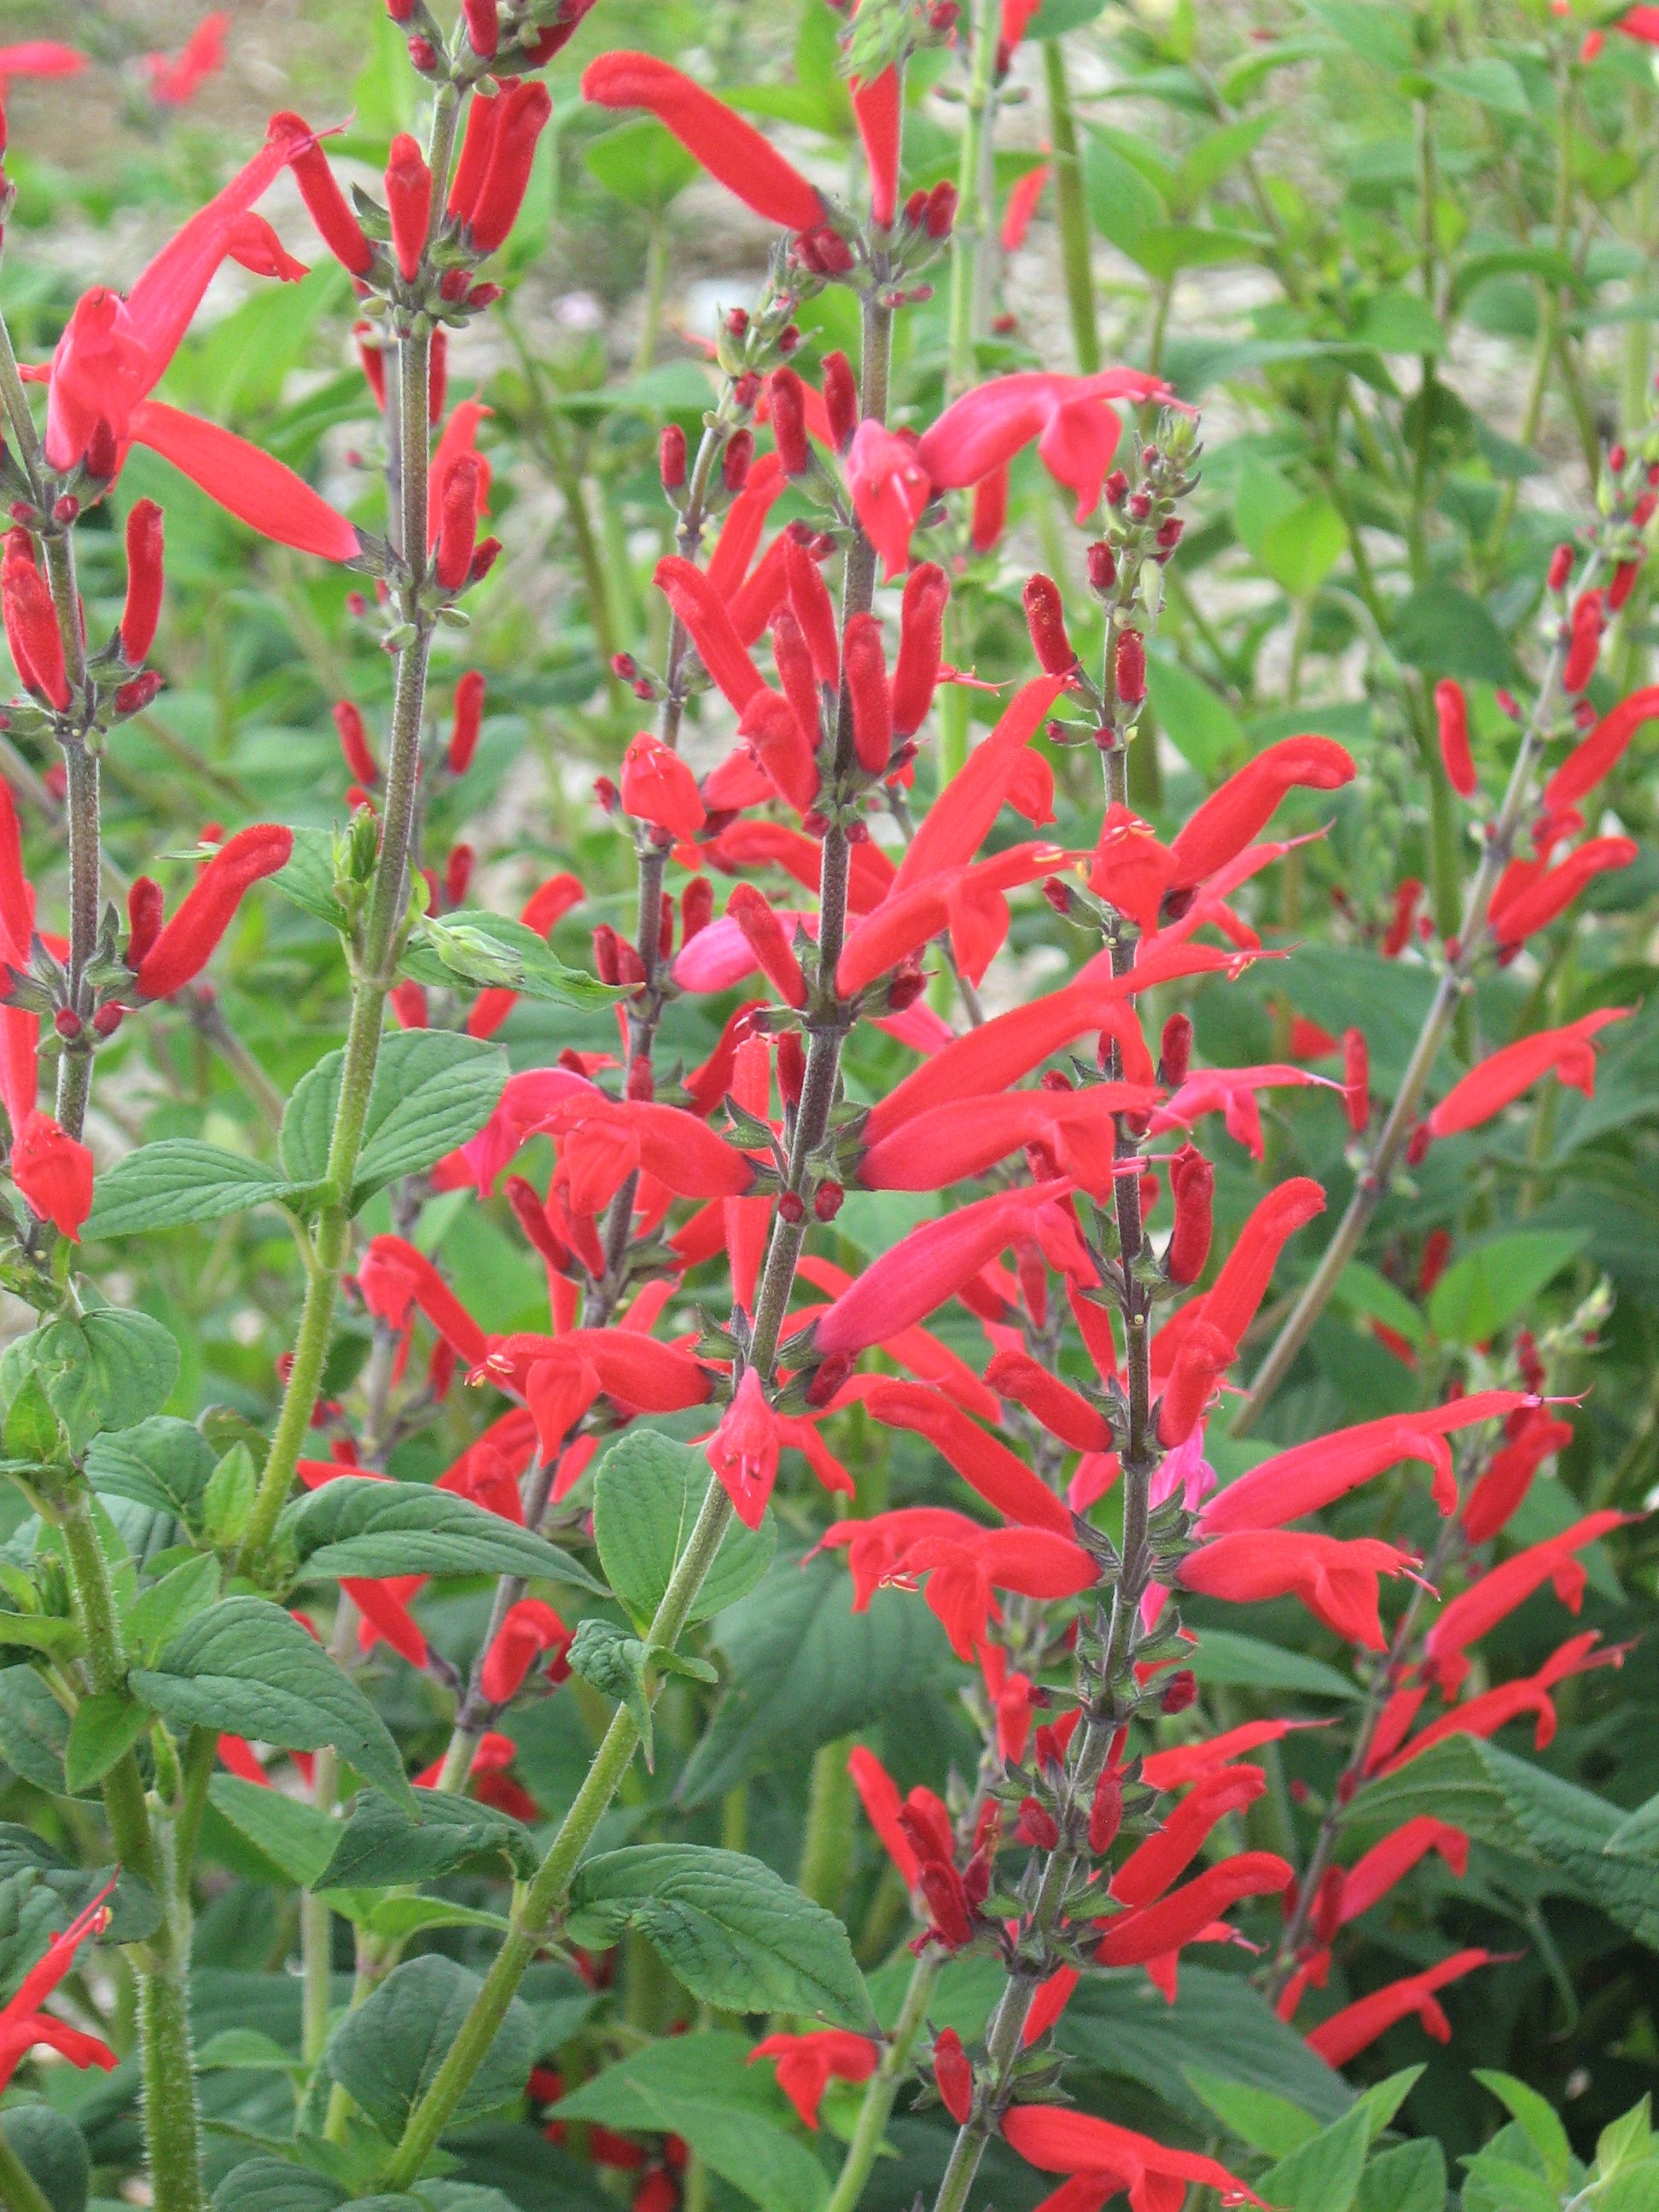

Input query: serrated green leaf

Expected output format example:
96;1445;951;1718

271;824;351;933
6;1310;179;1454
278;1476;606;1589
210;2154;350;2210
326;1953;533;2139
134;1596;414;1810
566;1844;870;2026
592;1430;773;1631
125;1551;221;1664
317;1787;538;1889
1;2105;90;2212
1356;2139;1446;2212
85;1143;296;1237
86;1417;217;1526
567;1617;657;1763
281;1030;506;1199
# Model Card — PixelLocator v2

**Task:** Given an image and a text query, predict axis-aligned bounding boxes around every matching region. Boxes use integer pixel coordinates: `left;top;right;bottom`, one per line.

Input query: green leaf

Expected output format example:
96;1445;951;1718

63;1691;151;1793
279;1476;605;1590
1028;0;1107;32
1428;1229;1586;1342
676;1554;959;1807
1083;128;1167;262
85;1142;296;1237
1185;2069;1322;2157
1356;2140;1447;2212
281;1031;507;1198
326;1954;534;2139
1145;651;1245;776
208;1774;341;1887
1329;1261;1428;1349
1184;1628;1358;1700
583;118;700;208
1131;223;1269;279
0;1611;83;1661
1599;2101;1656;2180
1391;584;1517;684
1356;2065;1423;2139
125;1551;221;1664
0;1667;73;1791
210;2154;350;2210
592;1431;774;1631
1303;0;1413;69
1348;1736;1659;1945
1462;2151;1562;2212
317;1788;538;1889
7;1309;179;1453
1255;497;1348;596
399;911;620;1014
566;1844;870;2027
567;1616;660;1761
272;824;351;932
554;2034;829;2212
1434;55;1533;115
1476;2070;1573;2190
86;1417;217;1526
1600;2163;1659;2212
0;2105;90;2212
133;1595;415;1810
1353;288;1446;356
1258;2103;1371;2212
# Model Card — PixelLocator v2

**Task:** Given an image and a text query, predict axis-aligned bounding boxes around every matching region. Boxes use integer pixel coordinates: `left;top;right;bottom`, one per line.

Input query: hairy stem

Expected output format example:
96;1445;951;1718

1045;39;1098;375
824;1948;944;2212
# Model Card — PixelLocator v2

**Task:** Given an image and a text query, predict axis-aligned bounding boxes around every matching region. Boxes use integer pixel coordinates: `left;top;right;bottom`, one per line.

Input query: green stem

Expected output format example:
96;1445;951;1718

824;1949;943;2212
797;1737;856;1913
635;219;668;375
1044;38;1097;374
137;1962;205;2212
947;0;1000;393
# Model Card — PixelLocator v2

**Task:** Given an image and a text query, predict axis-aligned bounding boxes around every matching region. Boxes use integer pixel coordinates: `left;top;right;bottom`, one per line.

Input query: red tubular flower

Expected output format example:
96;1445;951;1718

1167;737;1355;891
726;882;807;1007
1306;1950;1490;2069
842;611;892;774
450;87;503;220
274;113;375;276
1488;835;1639;945
12;1111;94;1242
0;42;88;85
1115;627;1147;707
749;2030;878;2128
334;700;378;786
785;538;841;686
1382;876;1422;958
467;81;554;254
862;1377;1076;1535
987;1348;1114;1453
1202;1176;1325;1345
1023;573;1077;675
933;2029;974;2125
1332;1817;1468;1930
385;133;432;281
851;67;900;227
544;1094;754;1212
891;561;950;736
449;669;486;775
822;352;859;451
1563;588;1604;692
121;498;166;663
1427;1008;1631;1137
3;550;67;709
1462;1412;1574;1545
813;1181;1073;1357
1342;1027;1370;1133
620;732;706;841
1166;1148;1213;1284
917;370;1171;522
895;676;1068;893
836;841;1071;998
434;454;481;591
1109;1767;1267;1909
847;420;933;579
463;0;498;58
1179;1530;1416;1649
358;1236;490;1368
1003;2106;1267;2212
1388;1631;1623;1768
480;1598;573;1703
856;1084;1150;1205
1541;684;1659;815
847;1744;923;1887
1423;1510;1627;1691
655;555;765;711
707;1366;784;1528
768;367;811;475
1435;678;1476;796
0;1886;120;2093
971;464;1009;553
1156;1319;1234;1447
1003;161;1051;250
124;400;360;560
134;824;293;999
707;452;785;600
582;53;826;230
740;690;822;816
771;609;824;760
1094;1851;1294;1968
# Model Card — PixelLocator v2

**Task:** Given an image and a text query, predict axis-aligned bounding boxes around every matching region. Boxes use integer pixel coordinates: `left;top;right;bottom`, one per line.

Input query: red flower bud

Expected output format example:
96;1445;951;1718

1160;1668;1198;1714
135;825;294;1000
1022;573;1075;676
463;0;498;56
1158;1011;1191;1088
723;428;754;494
273;113;375;276
435;456;482;591
113;671;164;717
1088;1765;1124;1854
1547;541;1575;593
1434;677;1476;797
777;1190;805;1225
334;700;378;786
1406;1120;1431;1167
768;368;811;477
1563;589;1604;692
890;562;949;739
1167;1147;1213;1285
1015;1796;1059;1848
1103;469;1128;507
679;875;713;946
468;81;554;255
385;134;434;281
3;545;67;710
449;85;502;222
933;2029;973;2126
1610;558;1641;612
728;883;808;1006
591;923;621;984
445;842;474;908
924;179;958;237
813;1177;842;1220
806;1352;854;1407
1115;627;1147;705
823;350;858;451
841;611;891;774
1086;539;1116;593
660;423;687;492
1342;1026;1370;1133
126;877;164;970
449;669;485;775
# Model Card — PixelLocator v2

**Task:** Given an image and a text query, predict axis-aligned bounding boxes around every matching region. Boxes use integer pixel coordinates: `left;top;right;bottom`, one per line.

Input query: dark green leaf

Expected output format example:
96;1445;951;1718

326;1954;534;2139
86;1417;216;1525
0;2106;90;2212
126;1551;221;1664
133;1596;414;1809
210;2156;349;2211
317;1788;538;1889
566;1617;659;1761
567;1844;870;2026
1391;584;1517;684
1356;2140;1447;2212
85;1143;296;1237
63;1691;150;1793
282;1030;507;1199
0;1666;73;1791
592;1431;773;1630
279;1476;605;1590
9;1310;179;1453
1185;1629;1358;1700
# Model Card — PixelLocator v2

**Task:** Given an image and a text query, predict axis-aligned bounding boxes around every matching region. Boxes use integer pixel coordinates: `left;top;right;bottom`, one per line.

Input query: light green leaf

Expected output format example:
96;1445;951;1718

278;1476;606;1590
85;1142;297;1237
134;1596;415;1810
583;118;700;209
210;2153;350;2209
1356;2139;1447;2212
592;1430;774;1631
1428;1229;1586;1342
63;1691;151;1794
6;1310;179;1453
1330;1261;1428;1349
1145;651;1245;776
281;1030;507;1198
1185;2069;1322;2157
399;911;620;1014
0;1611;84;1661
567;1844;870;2026
1255;497;1348;597
272;824;351;932
1476;2069;1573;2190
207;1774;341;1887
1353;288;1446;356
1258;2103;1371;2212
326;1953;534;2139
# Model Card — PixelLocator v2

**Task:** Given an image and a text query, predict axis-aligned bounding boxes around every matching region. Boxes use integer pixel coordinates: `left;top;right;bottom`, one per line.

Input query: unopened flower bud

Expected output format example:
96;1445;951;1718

1158;1011;1191;1088
777;1190;806;1225
822;351;858;451
1160;1668;1198;1714
1547;542;1575;593
1086;540;1116;593
722;428;754;493
660;424;687;492
813;1179;843;1220
1022;573;1076;676
923;180;958;237
1115;627;1147;705
53;1008;82;1040
1088;1766;1123;1854
1015;1796;1059;1848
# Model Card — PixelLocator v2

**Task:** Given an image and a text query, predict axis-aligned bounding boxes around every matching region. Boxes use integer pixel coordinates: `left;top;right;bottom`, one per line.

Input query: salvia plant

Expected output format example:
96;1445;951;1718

0;2;1651;2210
